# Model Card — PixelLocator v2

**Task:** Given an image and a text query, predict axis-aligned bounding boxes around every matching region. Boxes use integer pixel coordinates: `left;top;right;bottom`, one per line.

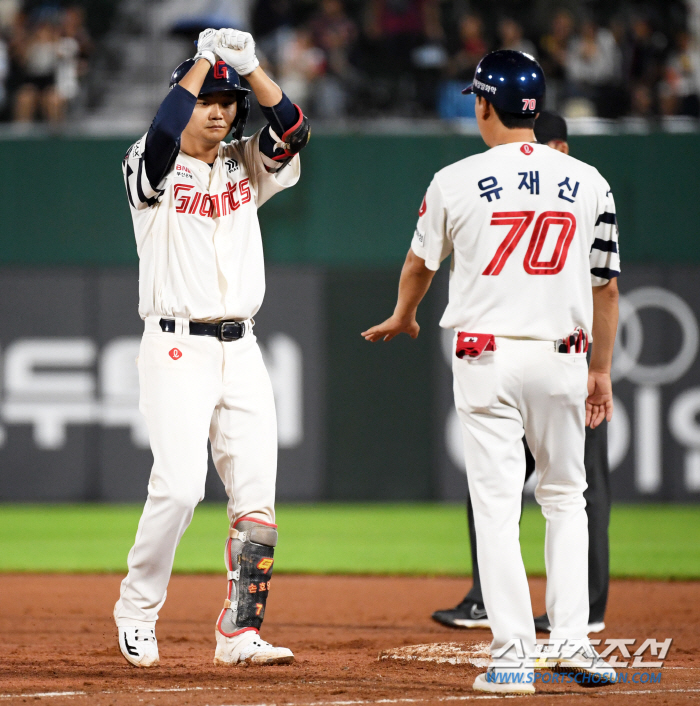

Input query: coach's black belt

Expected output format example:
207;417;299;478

159;318;246;341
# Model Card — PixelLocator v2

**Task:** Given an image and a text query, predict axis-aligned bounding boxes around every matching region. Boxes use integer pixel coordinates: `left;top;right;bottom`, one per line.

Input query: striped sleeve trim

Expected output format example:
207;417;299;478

591;237;618;253
124;163;136;208
591;267;620;280
595;212;617;226
123;137;164;209
135;157;160;207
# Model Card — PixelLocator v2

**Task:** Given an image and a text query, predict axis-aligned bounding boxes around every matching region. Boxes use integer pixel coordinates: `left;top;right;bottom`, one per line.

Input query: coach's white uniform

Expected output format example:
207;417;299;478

114;131;299;628
412;142;619;673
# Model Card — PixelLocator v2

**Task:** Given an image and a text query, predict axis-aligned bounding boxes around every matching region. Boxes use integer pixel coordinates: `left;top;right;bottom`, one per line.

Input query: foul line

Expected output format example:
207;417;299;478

3;685;700;703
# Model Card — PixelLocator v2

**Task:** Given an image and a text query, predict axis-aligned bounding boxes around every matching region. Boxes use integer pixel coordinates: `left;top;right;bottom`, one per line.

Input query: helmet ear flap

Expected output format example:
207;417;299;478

231;94;250;141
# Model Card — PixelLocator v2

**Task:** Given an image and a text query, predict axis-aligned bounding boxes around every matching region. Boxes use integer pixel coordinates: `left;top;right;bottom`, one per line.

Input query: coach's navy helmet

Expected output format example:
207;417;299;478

169;58;250;140
462;50;545;116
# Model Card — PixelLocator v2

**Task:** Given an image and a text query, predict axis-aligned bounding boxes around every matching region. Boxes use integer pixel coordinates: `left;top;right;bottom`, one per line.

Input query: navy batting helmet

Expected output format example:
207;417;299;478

462;50;545;117
169;58;250;141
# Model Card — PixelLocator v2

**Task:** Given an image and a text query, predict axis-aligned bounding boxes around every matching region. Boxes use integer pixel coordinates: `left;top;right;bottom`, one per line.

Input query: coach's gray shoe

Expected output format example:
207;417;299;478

214;629;294;665
117;626;159;667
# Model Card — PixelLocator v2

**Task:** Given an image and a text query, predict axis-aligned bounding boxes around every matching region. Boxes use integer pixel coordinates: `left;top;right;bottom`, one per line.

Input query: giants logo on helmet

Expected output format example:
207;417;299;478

214;61;228;79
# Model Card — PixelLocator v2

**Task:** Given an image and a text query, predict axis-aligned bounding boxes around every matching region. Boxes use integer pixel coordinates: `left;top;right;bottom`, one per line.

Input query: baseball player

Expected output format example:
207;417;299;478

363;51;619;693
114;28;310;668
432;110;611;637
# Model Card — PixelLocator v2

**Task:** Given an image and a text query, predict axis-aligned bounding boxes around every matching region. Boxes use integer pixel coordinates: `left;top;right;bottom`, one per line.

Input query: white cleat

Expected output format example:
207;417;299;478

473;671;535;695
117;626;160;667
214;629;294;665
587;621;606;634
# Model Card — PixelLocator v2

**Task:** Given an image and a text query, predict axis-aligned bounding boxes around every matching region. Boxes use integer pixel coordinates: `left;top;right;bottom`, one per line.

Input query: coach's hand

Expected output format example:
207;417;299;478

362;315;420;342
586;370;613;429
217;29;259;76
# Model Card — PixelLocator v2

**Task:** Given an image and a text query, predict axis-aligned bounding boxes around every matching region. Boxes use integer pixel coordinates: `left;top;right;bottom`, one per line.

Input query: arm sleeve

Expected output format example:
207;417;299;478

258;93;301;170
122;85;196;210
235;129;300;208
410;176;453;271
590;180;621;286
144;85;197;191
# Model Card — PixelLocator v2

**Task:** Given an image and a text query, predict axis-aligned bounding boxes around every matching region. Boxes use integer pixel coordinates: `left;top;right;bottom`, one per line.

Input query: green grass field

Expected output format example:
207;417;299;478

0;503;698;578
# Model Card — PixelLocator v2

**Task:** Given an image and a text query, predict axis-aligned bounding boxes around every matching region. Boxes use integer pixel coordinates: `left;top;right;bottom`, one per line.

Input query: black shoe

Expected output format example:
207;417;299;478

431;599;490;629
534;613;552;632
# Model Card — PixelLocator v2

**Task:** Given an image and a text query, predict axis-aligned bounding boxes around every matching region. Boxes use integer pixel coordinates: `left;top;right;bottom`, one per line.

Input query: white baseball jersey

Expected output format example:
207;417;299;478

123;130;300;322
411;141;620;340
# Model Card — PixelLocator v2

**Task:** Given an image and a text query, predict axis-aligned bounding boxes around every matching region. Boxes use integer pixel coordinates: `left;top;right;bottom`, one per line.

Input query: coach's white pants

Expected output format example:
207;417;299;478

453;338;589;670
114;318;277;627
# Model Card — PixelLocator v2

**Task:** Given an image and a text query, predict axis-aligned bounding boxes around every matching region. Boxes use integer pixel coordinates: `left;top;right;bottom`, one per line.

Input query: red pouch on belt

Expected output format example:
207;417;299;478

456;332;497;359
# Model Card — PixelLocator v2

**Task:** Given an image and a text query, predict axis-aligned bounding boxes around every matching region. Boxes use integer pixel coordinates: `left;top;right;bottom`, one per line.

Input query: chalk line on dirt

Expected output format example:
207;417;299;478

3;684;700;703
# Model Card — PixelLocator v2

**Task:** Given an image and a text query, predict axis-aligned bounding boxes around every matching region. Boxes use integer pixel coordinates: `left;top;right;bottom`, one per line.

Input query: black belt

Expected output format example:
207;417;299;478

159;318;246;341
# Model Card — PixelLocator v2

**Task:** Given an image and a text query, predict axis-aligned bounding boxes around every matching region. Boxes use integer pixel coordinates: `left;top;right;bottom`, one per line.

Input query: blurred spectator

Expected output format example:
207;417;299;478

629;82;654;118
447;13;488;82
12;19;63;122
8;5;91;123
276;26;325;107
308;0;358;118
363;0;443;83
358;0;445;115
497;17;537;58
628;16;666;87
539;9;574;110
55;6;91;104
565;17;624;118
662;30;700;117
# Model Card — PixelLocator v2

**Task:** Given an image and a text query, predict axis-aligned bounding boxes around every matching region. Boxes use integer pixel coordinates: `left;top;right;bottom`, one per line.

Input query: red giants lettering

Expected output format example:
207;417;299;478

173;179;251;218
174;184;195;213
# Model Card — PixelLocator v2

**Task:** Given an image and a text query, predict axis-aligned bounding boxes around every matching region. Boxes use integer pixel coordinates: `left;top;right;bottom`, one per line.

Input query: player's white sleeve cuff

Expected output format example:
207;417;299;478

411;240;439;271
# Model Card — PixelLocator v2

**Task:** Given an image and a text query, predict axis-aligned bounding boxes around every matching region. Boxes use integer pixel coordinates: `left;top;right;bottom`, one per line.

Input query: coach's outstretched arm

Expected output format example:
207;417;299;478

362;249;436;342
588;278;619;429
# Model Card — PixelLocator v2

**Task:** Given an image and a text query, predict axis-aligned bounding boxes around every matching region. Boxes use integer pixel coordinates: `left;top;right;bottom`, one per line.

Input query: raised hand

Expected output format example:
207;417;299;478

217;29;259;76
194;28;219;66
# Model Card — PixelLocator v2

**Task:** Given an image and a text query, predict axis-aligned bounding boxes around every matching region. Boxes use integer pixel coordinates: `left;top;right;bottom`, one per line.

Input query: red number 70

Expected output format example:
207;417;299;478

482;210;577;276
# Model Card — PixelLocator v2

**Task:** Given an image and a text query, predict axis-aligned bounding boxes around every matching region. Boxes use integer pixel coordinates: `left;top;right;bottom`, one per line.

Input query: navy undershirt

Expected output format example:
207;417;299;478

143;85;298;189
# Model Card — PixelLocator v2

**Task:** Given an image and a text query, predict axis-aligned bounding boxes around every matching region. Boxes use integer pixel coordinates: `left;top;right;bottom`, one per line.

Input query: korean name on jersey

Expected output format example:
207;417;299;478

412;142;620;341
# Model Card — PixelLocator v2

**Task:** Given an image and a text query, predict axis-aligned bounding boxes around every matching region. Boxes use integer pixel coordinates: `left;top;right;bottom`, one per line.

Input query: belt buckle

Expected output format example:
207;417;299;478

218;320;244;341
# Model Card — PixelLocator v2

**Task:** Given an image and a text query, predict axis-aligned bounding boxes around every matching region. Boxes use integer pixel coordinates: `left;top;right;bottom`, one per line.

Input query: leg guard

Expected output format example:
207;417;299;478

216;519;277;637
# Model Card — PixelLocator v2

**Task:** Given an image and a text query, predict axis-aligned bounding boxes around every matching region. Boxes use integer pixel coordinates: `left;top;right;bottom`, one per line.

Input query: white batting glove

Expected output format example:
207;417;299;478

193;28;219;66
217;29;259;76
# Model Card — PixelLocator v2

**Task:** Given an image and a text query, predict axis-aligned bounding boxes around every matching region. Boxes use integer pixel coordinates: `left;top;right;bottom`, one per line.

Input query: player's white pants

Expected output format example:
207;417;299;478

114;318;277;628
453;337;589;672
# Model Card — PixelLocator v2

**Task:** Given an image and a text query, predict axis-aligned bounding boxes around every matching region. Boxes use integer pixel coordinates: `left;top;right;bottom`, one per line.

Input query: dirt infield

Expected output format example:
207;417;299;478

0;575;698;705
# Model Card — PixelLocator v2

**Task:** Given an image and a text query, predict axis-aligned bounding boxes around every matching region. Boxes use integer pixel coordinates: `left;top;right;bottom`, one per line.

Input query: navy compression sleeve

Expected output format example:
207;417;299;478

259;93;298;159
144;85;197;189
